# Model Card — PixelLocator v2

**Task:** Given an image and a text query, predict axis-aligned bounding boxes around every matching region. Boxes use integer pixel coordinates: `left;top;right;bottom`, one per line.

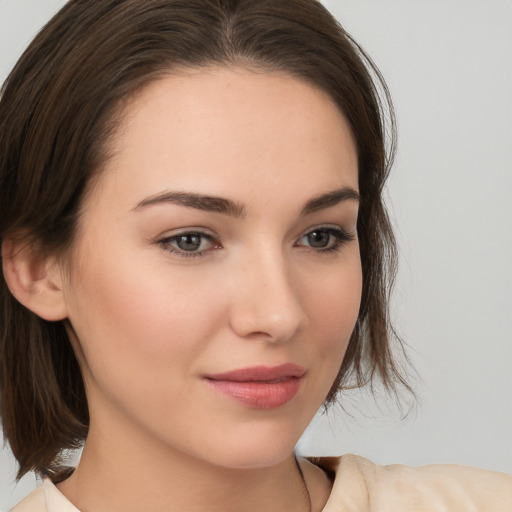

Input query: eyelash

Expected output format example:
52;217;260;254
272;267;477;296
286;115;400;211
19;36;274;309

295;226;355;253
156;226;355;258
157;230;219;258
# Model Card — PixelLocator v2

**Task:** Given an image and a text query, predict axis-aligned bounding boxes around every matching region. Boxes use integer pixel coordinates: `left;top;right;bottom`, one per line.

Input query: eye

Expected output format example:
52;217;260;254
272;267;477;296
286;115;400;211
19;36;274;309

296;226;355;253
157;231;220;257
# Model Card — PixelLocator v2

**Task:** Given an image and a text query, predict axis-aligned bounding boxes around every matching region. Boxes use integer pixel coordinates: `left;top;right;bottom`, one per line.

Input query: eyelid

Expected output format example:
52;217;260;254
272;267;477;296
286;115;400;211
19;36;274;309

156;226;216;239
299;223;355;239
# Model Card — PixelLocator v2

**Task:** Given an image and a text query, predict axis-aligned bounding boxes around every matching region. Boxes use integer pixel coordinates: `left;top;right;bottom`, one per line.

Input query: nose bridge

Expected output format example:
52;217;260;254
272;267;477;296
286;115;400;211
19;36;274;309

228;244;307;342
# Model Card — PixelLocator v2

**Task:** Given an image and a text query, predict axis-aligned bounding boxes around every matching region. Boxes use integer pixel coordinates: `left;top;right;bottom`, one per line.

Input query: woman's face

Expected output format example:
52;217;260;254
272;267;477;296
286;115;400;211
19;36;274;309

60;67;361;469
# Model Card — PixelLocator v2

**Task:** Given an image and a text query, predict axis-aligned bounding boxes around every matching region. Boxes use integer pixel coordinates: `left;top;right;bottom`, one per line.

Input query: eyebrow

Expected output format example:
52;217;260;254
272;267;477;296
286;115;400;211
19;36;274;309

133;186;359;217
300;187;360;215
133;191;246;217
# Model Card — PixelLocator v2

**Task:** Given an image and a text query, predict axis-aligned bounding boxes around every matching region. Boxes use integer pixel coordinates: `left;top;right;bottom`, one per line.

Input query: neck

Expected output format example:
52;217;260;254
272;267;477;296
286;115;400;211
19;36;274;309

58;420;310;512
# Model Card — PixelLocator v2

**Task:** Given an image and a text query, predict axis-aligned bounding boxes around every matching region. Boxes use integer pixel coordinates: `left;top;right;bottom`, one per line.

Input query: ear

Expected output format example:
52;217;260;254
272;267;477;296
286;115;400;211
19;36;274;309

2;237;68;321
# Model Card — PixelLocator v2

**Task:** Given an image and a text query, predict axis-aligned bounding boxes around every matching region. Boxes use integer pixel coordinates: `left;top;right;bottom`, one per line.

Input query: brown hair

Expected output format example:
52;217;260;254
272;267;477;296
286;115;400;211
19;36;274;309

0;0;409;480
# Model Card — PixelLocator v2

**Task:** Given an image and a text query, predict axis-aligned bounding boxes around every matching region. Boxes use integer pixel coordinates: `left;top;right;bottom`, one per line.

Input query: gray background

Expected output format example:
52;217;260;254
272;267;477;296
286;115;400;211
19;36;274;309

1;0;511;509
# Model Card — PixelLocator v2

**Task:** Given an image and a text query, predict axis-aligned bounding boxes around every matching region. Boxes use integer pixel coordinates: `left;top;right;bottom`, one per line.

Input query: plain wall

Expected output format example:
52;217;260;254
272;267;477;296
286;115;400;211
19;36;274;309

1;0;511;508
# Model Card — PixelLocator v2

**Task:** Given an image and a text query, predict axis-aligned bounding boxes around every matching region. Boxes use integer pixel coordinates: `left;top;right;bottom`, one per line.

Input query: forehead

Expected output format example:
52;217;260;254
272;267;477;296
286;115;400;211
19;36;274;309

90;66;358;211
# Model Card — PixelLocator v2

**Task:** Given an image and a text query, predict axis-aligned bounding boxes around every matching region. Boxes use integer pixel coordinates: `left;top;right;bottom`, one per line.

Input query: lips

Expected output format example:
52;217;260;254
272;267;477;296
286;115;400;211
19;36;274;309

204;364;305;409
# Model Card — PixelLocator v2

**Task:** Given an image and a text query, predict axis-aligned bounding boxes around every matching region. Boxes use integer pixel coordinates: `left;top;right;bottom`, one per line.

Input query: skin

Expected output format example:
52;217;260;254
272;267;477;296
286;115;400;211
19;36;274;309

52;67;362;512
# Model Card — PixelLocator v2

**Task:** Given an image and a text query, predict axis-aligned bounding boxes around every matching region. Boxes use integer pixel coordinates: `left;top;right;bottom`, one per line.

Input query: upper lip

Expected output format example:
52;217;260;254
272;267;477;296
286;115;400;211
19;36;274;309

204;363;306;382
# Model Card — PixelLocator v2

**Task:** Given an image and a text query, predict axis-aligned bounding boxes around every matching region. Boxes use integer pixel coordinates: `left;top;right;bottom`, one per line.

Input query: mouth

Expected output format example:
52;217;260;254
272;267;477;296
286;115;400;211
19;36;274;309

203;364;305;409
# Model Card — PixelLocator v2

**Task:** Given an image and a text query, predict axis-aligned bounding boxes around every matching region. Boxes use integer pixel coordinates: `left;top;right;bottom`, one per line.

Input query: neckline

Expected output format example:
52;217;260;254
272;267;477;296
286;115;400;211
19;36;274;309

41;456;343;512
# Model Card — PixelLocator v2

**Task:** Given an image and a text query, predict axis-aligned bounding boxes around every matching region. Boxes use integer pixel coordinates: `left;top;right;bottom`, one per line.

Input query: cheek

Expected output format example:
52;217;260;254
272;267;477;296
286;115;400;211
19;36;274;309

63;247;227;398
305;252;362;341
300;252;362;391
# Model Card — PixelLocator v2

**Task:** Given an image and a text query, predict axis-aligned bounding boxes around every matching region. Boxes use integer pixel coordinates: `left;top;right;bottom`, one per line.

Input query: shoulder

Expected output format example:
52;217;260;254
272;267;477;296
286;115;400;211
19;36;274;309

313;454;512;512
10;479;78;512
9;484;47;512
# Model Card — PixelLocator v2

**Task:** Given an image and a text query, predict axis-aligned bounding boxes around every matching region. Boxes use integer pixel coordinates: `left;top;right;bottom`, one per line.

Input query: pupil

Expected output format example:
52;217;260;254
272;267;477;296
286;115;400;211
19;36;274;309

178;234;201;251
308;230;330;248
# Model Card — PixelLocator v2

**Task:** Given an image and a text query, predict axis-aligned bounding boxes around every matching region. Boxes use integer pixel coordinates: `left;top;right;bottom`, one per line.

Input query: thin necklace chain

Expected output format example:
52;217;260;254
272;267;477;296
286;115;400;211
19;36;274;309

295;456;312;512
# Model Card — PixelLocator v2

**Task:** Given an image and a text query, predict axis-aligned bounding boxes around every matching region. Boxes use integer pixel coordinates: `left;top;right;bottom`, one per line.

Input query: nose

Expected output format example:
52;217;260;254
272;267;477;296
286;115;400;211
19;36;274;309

228;249;308;343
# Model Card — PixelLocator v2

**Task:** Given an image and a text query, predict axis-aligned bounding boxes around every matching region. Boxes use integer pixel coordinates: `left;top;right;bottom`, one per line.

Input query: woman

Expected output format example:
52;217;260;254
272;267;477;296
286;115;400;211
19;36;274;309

0;1;510;511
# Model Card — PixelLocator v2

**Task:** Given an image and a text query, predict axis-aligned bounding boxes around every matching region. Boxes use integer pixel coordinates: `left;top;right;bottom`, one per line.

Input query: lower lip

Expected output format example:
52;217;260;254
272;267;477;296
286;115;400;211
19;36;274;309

205;377;302;409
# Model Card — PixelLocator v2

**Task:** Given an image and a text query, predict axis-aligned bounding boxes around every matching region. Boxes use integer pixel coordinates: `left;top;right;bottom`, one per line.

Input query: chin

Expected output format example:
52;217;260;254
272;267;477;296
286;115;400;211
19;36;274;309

178;422;305;471
219;429;302;469
207;444;297;470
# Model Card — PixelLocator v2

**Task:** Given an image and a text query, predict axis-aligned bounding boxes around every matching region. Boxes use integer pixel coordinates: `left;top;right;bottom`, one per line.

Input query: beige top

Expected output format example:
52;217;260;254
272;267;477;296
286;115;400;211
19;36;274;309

10;454;512;512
